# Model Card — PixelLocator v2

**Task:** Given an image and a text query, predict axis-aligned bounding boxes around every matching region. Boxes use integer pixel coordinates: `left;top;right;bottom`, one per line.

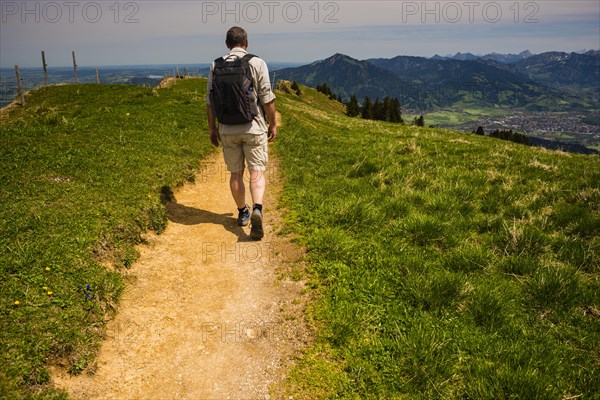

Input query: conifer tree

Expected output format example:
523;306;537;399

390;98;403;123
373;98;384;121
361;96;373;120
346;94;360;117
413;115;425;127
383;96;392;122
291;81;301;96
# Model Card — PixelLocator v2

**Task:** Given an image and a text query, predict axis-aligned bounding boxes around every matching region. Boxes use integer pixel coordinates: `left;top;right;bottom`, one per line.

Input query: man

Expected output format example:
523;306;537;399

206;26;277;240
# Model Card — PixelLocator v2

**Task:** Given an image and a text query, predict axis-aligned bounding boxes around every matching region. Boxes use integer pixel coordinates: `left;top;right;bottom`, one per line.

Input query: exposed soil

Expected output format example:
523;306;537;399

51;149;310;399
156;76;180;88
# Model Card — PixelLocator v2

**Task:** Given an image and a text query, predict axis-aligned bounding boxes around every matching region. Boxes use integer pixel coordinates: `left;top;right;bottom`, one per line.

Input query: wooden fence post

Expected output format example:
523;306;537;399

96;68;100;84
41;51;48;86
14;65;25;106
72;51;78;82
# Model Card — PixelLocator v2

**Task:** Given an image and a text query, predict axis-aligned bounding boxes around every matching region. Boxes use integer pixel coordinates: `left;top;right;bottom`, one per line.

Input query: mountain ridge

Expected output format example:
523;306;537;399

274;53;438;110
275;51;595;111
431;50;534;63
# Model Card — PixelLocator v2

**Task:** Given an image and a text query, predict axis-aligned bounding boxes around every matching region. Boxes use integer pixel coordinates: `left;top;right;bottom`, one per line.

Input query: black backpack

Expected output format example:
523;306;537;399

210;54;259;125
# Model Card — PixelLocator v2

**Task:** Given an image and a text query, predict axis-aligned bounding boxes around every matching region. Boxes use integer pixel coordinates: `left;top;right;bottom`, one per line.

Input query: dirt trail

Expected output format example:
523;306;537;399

51;150;309;399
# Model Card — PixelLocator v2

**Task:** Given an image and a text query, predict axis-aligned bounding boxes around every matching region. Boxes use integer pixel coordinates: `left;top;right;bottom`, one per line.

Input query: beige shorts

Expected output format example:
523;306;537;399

220;133;268;172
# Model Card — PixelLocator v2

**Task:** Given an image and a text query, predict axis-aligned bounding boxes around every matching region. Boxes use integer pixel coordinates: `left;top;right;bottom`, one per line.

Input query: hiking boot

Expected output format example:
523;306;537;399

250;208;264;240
237;205;250;227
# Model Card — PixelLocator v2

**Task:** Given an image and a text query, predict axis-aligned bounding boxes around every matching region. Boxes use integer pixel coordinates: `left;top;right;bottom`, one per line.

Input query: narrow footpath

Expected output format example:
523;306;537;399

51;150;309;399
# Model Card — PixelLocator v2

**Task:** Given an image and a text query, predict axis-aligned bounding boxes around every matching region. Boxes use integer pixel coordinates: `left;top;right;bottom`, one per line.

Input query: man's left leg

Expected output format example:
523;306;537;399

249;169;265;206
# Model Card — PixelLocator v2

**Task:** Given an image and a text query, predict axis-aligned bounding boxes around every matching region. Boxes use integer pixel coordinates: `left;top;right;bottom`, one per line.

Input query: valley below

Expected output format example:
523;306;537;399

419;109;600;150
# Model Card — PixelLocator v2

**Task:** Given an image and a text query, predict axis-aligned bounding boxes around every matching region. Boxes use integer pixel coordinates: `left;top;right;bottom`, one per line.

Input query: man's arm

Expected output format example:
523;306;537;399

207;104;220;147
263;100;277;142
253;59;276;141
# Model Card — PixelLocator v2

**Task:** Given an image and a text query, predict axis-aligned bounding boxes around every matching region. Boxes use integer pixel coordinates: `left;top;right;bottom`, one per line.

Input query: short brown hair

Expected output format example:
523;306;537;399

226;26;248;48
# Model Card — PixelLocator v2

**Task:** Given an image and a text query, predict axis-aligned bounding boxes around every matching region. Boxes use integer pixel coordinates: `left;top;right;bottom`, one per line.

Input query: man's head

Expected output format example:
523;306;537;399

226;26;248;50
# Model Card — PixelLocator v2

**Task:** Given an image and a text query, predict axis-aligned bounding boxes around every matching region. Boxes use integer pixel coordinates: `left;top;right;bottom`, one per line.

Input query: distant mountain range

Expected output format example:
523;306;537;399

273;53;436;109
511;51;600;87
274;51;599;112
431;50;533;63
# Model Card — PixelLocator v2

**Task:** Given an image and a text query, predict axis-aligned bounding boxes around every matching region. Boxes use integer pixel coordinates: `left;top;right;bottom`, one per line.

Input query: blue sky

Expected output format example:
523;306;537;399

1;1;599;67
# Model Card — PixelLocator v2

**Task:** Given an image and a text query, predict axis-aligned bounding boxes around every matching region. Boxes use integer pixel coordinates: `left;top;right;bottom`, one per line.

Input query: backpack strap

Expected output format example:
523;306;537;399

235;54;257;91
215;54;256;64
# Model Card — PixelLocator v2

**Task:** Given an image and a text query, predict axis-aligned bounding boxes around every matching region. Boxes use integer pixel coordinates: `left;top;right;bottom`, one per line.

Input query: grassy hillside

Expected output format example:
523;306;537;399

274;84;599;398
0;80;214;398
1;78;598;399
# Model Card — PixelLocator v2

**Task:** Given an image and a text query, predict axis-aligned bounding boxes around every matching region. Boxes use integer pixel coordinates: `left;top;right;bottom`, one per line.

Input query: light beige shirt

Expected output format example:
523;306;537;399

207;48;276;135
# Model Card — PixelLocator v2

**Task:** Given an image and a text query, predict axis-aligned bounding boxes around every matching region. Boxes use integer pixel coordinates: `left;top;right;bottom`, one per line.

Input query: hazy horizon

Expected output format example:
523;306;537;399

1;48;597;70
1;1;599;68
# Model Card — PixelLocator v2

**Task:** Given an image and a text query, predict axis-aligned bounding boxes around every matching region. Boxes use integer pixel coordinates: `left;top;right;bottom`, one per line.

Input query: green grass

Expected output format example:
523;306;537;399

418;108;475;126
274;85;600;398
0;79;214;398
2;79;599;399
421;106;507;127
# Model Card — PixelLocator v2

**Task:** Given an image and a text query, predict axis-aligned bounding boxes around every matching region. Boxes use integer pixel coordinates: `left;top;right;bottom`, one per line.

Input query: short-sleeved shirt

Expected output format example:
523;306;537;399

207;48;276;135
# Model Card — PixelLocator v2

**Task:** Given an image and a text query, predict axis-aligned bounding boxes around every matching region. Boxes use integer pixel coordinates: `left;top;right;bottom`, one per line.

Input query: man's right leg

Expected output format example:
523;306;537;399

221;135;250;226
230;171;246;209
230;171;251;226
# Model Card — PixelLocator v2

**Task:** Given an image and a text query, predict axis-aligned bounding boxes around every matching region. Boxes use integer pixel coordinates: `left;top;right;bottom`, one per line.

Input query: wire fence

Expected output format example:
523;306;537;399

1;54;210;108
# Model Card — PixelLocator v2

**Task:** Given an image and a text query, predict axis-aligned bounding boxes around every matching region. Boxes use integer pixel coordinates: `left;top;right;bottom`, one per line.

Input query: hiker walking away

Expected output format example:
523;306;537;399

206;26;277;240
